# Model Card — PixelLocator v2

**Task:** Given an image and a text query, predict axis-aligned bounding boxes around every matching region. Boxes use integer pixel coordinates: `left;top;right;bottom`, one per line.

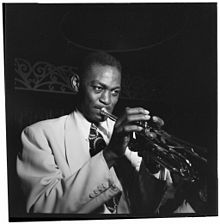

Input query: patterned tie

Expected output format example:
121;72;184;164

89;123;106;157
88;123;120;213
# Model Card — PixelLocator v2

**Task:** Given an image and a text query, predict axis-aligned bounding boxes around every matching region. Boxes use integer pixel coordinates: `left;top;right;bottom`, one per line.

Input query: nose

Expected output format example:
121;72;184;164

99;90;111;105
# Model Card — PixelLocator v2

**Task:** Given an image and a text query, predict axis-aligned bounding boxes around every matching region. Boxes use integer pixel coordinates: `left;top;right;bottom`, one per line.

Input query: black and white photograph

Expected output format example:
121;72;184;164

2;2;218;222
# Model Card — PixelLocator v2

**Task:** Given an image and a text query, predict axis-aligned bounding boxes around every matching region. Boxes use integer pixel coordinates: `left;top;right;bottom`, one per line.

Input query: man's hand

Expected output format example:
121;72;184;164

103;107;150;168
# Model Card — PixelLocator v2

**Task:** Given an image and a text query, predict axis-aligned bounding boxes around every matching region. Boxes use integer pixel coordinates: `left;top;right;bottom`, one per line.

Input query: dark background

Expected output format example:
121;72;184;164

3;3;217;220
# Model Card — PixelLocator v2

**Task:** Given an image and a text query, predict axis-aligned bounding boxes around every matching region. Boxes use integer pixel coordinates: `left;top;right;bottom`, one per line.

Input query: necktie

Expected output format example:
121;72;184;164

88;123;120;213
89;123;106;157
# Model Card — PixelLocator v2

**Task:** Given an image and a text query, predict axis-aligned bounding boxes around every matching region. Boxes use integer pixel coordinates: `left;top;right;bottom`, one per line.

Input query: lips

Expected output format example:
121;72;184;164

94;107;110;120
96;107;111;114
94;106;103;110
94;106;105;112
94;107;102;113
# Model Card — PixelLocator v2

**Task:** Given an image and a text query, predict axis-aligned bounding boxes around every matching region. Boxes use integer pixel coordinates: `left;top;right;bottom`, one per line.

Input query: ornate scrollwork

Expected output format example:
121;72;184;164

14;58;78;94
14;58;167;100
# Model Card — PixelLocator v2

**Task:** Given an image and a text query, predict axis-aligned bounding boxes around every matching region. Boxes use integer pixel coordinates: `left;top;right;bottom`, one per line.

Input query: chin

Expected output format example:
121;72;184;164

95;115;107;123
86;114;103;123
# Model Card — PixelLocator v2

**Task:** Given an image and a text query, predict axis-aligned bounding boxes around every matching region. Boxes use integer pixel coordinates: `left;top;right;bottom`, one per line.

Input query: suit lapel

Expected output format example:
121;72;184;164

64;112;130;213
64;112;90;174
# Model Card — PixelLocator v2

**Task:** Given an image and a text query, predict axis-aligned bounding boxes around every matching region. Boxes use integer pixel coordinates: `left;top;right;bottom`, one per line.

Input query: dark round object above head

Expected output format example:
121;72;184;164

61;4;188;53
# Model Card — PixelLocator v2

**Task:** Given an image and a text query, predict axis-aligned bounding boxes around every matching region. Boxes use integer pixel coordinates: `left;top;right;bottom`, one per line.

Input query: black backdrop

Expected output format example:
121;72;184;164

3;3;217;220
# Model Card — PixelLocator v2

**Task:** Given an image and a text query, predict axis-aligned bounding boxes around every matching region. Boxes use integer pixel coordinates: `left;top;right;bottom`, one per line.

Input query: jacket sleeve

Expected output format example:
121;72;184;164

17;126;122;213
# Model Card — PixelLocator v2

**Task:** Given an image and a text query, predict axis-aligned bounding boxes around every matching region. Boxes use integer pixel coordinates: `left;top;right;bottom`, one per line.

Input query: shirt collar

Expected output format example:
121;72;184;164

74;109;115;143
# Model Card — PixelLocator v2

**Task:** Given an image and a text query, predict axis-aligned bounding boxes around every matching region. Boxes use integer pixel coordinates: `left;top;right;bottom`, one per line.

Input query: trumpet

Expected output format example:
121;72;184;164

100;108;207;183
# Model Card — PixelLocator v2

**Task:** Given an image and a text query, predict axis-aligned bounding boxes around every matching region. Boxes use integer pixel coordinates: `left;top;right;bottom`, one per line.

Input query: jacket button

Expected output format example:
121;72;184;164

111;184;119;191
93;189;99;195
89;193;95;198
102;183;108;189
97;185;104;191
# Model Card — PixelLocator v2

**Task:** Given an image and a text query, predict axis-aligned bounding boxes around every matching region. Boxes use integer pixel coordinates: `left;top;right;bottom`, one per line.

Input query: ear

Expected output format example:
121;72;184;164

70;74;80;94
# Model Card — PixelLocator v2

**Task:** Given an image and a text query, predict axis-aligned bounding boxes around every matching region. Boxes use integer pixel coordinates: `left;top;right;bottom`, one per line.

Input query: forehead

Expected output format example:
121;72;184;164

84;64;121;86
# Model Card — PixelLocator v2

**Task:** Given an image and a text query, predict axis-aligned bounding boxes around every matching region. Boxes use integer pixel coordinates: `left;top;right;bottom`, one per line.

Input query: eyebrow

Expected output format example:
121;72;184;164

90;80;121;90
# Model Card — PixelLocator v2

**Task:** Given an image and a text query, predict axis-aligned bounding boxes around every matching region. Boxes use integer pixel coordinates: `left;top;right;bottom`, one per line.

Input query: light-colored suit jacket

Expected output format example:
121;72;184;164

17;111;129;214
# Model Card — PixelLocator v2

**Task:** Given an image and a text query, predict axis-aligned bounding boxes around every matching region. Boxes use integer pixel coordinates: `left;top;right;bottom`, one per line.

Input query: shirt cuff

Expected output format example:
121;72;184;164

124;147;142;171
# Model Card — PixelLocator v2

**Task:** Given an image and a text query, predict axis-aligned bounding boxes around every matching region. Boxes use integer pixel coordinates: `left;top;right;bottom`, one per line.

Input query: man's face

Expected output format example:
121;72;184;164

79;63;121;123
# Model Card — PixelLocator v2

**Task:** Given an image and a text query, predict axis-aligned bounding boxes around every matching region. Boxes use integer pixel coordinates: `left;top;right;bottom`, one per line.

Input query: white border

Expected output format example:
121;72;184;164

0;1;219;224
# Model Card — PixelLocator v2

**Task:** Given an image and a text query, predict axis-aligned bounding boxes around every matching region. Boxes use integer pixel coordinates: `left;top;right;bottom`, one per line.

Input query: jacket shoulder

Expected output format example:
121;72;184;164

24;114;69;133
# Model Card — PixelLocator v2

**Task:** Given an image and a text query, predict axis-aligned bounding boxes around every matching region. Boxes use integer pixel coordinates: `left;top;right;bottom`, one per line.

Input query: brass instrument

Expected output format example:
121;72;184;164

100;108;207;183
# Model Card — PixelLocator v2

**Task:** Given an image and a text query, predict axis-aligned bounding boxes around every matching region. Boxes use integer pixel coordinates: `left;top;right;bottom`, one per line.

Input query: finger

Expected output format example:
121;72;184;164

122;125;144;133
126;114;151;122
114;113;127;128
116;114;151;131
126;107;150;115
115;110;150;129
115;114;149;130
152;116;164;127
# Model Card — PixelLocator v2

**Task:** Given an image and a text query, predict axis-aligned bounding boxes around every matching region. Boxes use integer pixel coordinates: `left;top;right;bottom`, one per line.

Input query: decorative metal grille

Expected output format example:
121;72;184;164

14;58;164;100
14;58;78;94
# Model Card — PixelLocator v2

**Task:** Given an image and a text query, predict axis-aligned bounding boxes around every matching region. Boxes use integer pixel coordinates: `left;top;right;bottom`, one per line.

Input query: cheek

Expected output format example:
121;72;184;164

110;96;119;107
112;98;118;105
85;92;100;106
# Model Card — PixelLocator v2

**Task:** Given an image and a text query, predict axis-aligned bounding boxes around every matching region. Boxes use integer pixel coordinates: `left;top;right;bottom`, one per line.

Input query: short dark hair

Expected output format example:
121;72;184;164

79;51;122;79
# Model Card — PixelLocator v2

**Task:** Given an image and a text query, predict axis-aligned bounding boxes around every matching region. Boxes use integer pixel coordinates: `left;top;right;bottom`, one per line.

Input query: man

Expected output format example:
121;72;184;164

17;51;195;214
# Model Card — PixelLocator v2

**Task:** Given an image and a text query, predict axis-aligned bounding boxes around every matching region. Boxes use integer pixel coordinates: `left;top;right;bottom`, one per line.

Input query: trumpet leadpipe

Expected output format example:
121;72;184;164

100;108;117;121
